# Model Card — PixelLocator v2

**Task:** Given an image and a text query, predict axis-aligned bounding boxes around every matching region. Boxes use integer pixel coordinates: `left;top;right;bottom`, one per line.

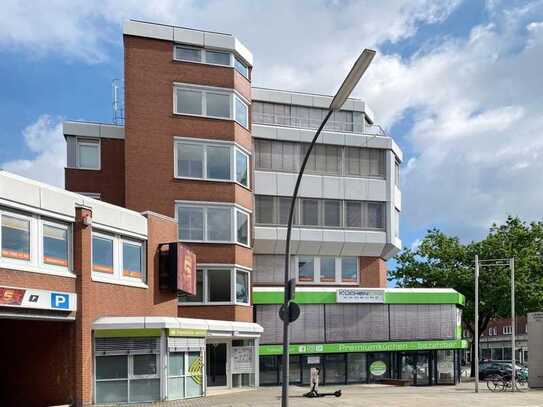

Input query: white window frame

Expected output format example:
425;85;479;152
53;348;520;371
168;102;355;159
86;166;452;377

173;83;250;129
76;138;101;170
166;350;204;400
178;266;251;306
91;230;147;288
0;208;74;278
175;202;251;247
294;256;359;285
173;45;250;81
503;325;513;335
173;138;250;188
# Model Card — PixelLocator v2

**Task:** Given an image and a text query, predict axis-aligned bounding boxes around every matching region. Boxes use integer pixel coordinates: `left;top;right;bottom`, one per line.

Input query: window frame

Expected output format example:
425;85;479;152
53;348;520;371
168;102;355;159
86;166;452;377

91;230;147;287
178;266;251;306
294;256;359;285
174;138;250;189
176;202;251;247
76;138;101;170
173;84;250;129
0;208;74;277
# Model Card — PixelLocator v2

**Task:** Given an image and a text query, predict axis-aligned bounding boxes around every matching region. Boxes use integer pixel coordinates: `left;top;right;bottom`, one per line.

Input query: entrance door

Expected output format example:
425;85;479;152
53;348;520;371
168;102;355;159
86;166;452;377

399;352;432;385
206;344;227;387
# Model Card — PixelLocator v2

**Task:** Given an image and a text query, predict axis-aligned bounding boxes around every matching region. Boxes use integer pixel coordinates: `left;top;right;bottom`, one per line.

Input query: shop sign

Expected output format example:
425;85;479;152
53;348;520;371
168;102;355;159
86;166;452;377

231;346;254;374
336;288;384;303
0;286;76;312
307;356;320;364
178;245;197;295
369;360;387;376
168;328;207;337
158;242;197;295
259;339;469;356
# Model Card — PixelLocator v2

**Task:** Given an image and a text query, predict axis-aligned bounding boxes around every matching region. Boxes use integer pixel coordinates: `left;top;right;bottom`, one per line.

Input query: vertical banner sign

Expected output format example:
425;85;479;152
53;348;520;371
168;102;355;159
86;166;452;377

177;244;196;296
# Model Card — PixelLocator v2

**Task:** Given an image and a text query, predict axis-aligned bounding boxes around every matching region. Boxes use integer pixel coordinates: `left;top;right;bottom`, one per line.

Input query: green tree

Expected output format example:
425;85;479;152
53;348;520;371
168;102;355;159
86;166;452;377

391;216;543;376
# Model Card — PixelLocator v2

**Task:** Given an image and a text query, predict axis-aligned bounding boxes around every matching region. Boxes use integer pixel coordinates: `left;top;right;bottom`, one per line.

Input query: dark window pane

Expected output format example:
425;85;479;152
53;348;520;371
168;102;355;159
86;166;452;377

206;145;230;180
323;200;341;227
181;269;204;303
320;257;336;282
298;256;314;282
301;199;319;226
235;149;249;186
208;269;231;302
96;355;128;380
367;203;384;229
133;354;157;376
236;211;249;245
346;202;362;228
256;196;275;224
207;207;231;241
176;47;201;62
235;57;249;78
236;270;249;303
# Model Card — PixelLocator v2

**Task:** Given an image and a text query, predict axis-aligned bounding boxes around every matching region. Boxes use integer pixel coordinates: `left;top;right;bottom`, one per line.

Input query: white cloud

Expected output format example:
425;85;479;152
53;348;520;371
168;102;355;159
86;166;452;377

2;115;65;187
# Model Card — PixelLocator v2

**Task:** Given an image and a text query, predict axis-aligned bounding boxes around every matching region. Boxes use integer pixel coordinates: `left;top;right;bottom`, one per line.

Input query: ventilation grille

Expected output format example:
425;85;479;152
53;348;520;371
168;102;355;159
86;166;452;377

95;337;160;355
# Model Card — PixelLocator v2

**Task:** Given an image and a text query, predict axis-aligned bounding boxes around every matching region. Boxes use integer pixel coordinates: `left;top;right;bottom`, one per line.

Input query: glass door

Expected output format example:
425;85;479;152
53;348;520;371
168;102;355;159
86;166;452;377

399;352;432;386
206;343;227;387
400;354;416;385
415;353;430;385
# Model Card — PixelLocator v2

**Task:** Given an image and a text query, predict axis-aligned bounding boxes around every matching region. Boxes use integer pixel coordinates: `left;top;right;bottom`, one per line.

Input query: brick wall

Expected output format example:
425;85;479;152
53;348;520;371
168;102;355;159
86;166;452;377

359;256;387;288
65;138;126;207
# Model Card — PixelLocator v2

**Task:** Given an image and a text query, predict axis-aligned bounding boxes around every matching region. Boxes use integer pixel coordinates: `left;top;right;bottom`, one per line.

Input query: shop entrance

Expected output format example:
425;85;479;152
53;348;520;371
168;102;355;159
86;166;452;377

206;343;227;387
399;352;432;385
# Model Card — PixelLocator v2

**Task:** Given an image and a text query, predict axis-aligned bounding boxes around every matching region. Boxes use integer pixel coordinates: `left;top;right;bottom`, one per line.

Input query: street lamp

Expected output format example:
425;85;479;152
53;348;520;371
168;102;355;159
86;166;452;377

280;49;376;407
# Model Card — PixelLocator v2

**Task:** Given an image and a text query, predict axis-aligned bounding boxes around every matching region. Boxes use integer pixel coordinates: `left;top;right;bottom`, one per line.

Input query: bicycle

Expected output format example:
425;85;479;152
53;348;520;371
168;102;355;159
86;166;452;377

486;371;529;392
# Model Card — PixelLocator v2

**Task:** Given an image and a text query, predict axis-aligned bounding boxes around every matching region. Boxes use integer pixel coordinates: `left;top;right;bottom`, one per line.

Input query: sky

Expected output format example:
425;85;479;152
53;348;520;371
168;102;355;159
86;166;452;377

1;0;543;277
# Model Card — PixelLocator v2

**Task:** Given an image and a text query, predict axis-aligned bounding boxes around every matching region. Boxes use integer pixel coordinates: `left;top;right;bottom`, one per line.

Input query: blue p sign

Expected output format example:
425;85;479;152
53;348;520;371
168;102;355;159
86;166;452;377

51;293;70;310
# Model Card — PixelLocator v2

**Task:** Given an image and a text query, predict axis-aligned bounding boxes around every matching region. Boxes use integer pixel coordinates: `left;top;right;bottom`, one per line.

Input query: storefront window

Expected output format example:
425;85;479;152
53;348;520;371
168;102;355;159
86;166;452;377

260;356;279;385
324;354;346;384
43;223;69;267
1;215;30;261
436;350;455;384
95;355;128;404
186;352;203;397
367;353;390;383
347;353;367;383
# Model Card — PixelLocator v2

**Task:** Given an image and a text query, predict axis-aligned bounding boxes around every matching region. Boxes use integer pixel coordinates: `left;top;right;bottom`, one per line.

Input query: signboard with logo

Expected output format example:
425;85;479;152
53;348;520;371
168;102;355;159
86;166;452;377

231;346;254;374
336;288;385;303
159;242;197;295
369;360;387;376
0;286;76;312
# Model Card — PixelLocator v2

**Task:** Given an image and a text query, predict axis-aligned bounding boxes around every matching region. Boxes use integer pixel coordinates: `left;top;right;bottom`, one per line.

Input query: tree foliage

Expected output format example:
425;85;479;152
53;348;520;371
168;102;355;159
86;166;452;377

390;216;543;372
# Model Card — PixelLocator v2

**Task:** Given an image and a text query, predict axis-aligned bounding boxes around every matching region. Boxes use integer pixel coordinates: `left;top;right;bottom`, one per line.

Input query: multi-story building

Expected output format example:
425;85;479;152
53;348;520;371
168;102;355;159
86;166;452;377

0;19;468;406
479;316;528;364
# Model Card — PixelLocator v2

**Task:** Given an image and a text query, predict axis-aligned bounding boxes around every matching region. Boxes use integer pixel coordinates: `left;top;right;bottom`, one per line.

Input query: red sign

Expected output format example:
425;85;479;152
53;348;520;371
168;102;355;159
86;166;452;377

177;245;197;295
0;287;26;305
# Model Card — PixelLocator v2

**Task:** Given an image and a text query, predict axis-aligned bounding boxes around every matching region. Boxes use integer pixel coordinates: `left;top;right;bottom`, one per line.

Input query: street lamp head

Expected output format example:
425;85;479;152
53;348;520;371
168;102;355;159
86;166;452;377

329;48;376;111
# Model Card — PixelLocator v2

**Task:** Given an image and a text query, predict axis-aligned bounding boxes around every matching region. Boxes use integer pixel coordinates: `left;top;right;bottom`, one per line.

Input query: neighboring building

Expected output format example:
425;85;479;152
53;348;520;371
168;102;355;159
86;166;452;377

480;316;528;364
0;19;466;406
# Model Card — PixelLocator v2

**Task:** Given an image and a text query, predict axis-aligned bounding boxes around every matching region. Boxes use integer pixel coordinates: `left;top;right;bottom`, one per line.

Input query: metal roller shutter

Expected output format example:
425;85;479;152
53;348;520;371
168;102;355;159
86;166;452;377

95;337;160;355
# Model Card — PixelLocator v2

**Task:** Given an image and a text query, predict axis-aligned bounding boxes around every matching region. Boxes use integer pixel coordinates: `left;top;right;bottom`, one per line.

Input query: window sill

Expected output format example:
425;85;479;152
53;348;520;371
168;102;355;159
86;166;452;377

172;176;251;191
91;274;149;289
0;261;76;279
66;166;102;171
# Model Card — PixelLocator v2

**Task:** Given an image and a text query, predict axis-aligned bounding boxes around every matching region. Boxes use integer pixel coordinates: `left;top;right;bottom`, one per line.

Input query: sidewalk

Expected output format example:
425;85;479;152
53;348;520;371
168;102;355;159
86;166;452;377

118;382;543;407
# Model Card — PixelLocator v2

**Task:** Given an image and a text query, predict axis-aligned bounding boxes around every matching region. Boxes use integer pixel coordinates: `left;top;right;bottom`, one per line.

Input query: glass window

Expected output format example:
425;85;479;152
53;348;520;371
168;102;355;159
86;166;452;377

341;257;358;282
301;199;319;226
43;223;68;267
236;270;249;303
320;257;336;282
208;269;231;302
346;201;362;228
177;89;202;115
78;140;100;170
255;196;275;224
178;207;204;241
96;355;128;380
324;354;346;384
236;210;249;245
206;92;230;118
177;143;204;178
206;145;231;180
168;352;185;400
180;269;203;303
186;352;203;397
395;160;400;186
255;139;272;169
168;352;185;377
1;215;30;261
129;378;160;402
347;353;367;383
133;354;157;376
122;241;143;279
298;256;314;282
323;200;341;227
176;46;202;62
235;96;249;127
206;50;230;65
235;149;249;186
394;209;400;238
92;235;114;274
367;202;384;229
207;207;231;241
235;57;249;78
278;197;292;225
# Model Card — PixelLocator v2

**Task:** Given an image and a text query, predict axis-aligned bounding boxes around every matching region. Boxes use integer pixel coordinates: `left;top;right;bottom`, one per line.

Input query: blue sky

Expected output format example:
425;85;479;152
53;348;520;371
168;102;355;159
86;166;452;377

1;1;543;284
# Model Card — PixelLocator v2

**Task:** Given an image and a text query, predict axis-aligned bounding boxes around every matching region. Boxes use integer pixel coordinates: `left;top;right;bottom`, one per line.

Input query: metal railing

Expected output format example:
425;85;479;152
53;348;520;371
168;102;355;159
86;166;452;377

252;112;387;136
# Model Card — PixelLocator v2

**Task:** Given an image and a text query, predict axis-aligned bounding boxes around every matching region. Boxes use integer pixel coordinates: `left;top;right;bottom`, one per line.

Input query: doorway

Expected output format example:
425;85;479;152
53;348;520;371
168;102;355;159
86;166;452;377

206;343;227;387
399;352;432;385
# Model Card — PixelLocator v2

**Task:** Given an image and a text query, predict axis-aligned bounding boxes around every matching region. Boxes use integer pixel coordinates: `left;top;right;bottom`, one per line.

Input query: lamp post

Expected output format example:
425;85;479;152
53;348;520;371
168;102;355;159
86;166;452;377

474;257;516;392
280;49;376;407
